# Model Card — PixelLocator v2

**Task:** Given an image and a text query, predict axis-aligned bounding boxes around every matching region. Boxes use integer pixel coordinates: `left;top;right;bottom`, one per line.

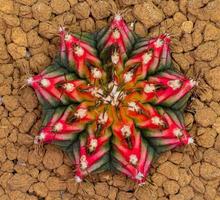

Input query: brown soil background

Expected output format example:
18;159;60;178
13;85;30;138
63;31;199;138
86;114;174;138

0;0;220;199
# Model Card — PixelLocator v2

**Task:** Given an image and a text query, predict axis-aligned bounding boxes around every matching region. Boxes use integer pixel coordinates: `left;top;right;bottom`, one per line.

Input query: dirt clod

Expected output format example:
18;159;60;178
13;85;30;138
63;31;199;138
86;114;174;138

50;0;70;15
195;107;217;127
46;177;66;191
2;95;19;111
33;182;48;197
19;112;37;133
11;27;28;47
95;182;109;197
19;87;38;112
181;21;193;33
0;0;14;14
194;41;218;61
133;2;165;29
32;2;52;22
73;2;90;19
66;180;78;195
163;180;180;195
196;128;217;148
0;1;220;199
91;1;111;20
43;145;63;170
7;43;26;60
8;174;36;193
161;0;178;17
205;67;220;90
157;161;179;181
204;23;220;41
0;64;14;77
200;162;220;180
190;177;205;194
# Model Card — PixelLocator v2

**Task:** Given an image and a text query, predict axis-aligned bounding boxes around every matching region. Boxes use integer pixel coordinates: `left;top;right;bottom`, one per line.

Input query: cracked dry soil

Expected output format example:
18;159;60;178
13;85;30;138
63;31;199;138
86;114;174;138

0;0;220;200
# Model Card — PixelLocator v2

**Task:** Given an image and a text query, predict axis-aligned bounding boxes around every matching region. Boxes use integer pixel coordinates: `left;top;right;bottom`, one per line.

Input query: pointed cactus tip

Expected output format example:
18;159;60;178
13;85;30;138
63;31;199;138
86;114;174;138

190;79;198;87
135;171;144;182
75;175;82;183
27;77;33;85
114;14;122;21
64;34;71;41
188;137;194;144
191;97;196;101
59;26;65;32
130;22;135;29
34;132;45;144
165;33;170;38
138;182;146;186
34;136;41;145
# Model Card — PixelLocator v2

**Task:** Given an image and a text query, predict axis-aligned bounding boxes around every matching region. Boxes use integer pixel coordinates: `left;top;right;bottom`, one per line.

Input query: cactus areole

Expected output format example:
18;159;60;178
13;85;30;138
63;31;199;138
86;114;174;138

30;15;195;184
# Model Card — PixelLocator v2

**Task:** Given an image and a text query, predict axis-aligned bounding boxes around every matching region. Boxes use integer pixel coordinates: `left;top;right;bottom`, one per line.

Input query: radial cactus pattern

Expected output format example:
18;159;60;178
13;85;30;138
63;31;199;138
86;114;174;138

29;15;196;184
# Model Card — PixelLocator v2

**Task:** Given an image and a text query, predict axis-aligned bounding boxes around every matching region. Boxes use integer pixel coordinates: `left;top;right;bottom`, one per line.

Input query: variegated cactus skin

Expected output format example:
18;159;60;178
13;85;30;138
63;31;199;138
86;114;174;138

30;15;195;184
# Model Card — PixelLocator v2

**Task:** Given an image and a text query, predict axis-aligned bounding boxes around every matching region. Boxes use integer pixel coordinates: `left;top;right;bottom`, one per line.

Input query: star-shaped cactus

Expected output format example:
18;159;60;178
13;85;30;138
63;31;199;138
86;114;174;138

29;15;195;184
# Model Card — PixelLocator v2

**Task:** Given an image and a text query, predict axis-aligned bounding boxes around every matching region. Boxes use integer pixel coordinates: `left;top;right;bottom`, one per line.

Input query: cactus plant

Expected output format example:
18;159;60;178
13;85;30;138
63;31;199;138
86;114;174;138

29;15;196;184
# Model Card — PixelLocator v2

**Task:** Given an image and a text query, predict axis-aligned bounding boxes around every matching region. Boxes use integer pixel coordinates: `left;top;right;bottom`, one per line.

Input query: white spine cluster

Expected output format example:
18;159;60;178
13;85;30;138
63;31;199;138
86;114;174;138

75;108;87;119
53;122;63;132
129;154;138;165
111;52;120;64
74;175;82;183
89;139;98;152
151;116;164;126
142;52;152;64
64;34;71;41
27;77;34;85
164;33;170;39
103;96;112;104
121;125;131;138
144;84;155;93
113;29;120;39
74;46;84;57
154;38;163;48
91;68;102;79
124;71;133;83
59;26;65;32
173;128;183;137
190;79;198;87
98;112;108;124
111;90;121;106
115;14;122;21
168;80;182;90
188;137;194;144
34;132;45;144
128;102;140;112
40;78;50;87
90;87;103;98
135;171;144;181
80;155;88;170
63;83;75;92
